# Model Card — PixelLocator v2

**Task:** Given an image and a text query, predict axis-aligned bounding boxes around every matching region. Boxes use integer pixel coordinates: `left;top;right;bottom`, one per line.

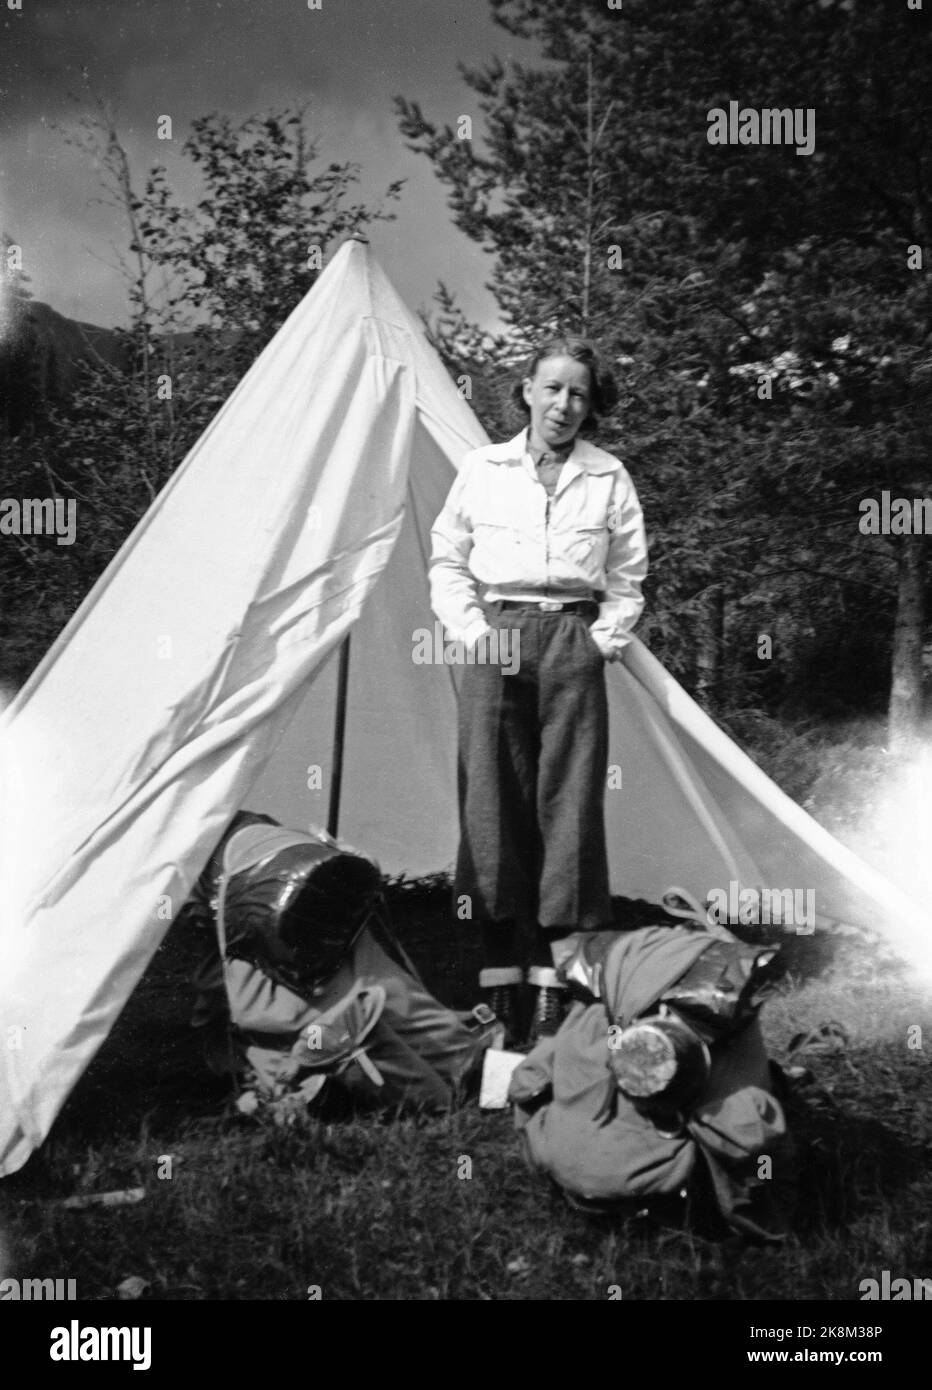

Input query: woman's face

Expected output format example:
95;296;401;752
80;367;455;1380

522;354;592;450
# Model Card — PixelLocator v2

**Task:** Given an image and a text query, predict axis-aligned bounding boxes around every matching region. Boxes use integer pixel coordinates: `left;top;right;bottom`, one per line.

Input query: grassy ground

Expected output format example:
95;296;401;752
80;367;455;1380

1;888;929;1302
2;717;931;1301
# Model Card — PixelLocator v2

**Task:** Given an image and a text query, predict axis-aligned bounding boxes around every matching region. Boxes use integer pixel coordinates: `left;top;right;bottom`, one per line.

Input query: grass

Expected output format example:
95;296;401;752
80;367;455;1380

1;894;930;1302
2;718;931;1301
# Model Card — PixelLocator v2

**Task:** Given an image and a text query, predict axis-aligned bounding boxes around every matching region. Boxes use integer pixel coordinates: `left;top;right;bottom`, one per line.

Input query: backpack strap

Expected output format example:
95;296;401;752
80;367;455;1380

282;982;388;1086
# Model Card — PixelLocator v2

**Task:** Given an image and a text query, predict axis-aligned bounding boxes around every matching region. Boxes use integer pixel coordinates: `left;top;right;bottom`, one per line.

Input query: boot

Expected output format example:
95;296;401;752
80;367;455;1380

527;965;568;1044
478;966;523;1049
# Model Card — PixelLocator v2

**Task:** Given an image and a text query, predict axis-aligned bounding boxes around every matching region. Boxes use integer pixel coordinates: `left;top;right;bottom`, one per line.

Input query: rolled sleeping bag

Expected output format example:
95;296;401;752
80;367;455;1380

609;1011;712;1122
217;822;383;994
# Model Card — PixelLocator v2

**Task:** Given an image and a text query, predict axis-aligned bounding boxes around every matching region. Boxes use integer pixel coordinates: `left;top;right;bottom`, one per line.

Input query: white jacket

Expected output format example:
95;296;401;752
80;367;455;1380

429;429;648;660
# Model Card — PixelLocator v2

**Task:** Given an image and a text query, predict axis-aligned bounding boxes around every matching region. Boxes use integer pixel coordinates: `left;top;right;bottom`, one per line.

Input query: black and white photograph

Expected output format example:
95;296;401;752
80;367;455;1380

0;0;930;1347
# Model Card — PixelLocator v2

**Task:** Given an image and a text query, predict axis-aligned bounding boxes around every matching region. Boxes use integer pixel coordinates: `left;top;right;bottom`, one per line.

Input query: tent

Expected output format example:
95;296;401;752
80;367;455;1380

0;237;929;1179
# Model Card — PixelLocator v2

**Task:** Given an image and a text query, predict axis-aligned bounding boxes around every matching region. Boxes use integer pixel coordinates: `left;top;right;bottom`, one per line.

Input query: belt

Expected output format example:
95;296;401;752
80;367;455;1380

493;598;597;615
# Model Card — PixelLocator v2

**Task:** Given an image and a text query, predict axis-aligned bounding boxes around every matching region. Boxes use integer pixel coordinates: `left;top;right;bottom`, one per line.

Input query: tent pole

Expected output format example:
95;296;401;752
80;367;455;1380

327;635;351;838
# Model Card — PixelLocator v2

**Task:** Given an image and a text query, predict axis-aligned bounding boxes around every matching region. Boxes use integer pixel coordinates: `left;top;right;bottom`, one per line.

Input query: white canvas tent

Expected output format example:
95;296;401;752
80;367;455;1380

1;238;929;1178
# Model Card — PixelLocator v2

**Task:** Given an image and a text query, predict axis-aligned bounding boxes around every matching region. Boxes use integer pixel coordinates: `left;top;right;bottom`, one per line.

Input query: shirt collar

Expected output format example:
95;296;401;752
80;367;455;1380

485;428;621;477
527;437;572;468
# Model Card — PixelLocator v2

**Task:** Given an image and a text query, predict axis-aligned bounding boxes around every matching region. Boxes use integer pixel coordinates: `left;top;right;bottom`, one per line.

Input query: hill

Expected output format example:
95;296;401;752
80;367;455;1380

0;298;132;436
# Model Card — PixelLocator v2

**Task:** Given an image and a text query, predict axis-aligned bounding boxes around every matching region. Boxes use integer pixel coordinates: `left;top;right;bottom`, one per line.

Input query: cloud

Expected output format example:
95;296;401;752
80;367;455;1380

4;0;523;328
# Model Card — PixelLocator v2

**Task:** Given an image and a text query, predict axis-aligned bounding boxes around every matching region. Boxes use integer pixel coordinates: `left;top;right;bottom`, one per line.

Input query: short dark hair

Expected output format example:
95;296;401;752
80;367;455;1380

511;336;618;431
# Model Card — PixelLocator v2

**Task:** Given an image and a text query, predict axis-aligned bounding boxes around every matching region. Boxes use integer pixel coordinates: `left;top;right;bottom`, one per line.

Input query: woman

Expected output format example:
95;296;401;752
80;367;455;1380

429;338;648;1042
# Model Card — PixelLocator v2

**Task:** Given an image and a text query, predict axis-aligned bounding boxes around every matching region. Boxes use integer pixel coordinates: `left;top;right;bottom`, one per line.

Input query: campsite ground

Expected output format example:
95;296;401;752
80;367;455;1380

2;718;931;1301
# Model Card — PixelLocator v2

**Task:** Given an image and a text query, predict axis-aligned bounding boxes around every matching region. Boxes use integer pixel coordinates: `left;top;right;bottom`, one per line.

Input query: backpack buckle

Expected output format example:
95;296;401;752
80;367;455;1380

469;1003;497;1028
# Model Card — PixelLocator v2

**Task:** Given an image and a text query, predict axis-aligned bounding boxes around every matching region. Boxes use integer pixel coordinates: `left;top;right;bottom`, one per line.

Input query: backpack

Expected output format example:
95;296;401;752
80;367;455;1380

508;926;794;1238
192;819;500;1118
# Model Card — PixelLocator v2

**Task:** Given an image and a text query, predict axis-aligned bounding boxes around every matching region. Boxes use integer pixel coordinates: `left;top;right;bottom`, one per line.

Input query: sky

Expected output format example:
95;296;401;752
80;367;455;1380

0;0;534;329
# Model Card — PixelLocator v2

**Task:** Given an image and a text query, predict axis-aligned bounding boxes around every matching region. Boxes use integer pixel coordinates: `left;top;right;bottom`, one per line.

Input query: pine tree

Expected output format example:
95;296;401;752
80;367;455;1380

396;0;931;734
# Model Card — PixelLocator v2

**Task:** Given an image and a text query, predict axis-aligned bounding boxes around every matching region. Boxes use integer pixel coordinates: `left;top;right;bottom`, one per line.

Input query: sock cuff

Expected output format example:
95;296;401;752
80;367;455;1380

479;966;523;988
527;965;566;988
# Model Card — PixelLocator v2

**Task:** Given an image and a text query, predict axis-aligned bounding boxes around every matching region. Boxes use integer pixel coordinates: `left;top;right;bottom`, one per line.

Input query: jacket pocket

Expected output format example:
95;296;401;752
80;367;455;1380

564;524;608;572
472;520;523;572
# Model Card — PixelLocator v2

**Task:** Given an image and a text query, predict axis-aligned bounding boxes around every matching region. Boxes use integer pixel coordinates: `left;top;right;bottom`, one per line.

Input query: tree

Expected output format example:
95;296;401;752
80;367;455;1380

0;106;402;689
395;0;931;736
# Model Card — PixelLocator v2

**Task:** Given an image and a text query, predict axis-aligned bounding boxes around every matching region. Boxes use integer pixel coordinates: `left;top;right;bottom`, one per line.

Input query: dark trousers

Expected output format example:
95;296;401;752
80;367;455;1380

455;602;612;932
